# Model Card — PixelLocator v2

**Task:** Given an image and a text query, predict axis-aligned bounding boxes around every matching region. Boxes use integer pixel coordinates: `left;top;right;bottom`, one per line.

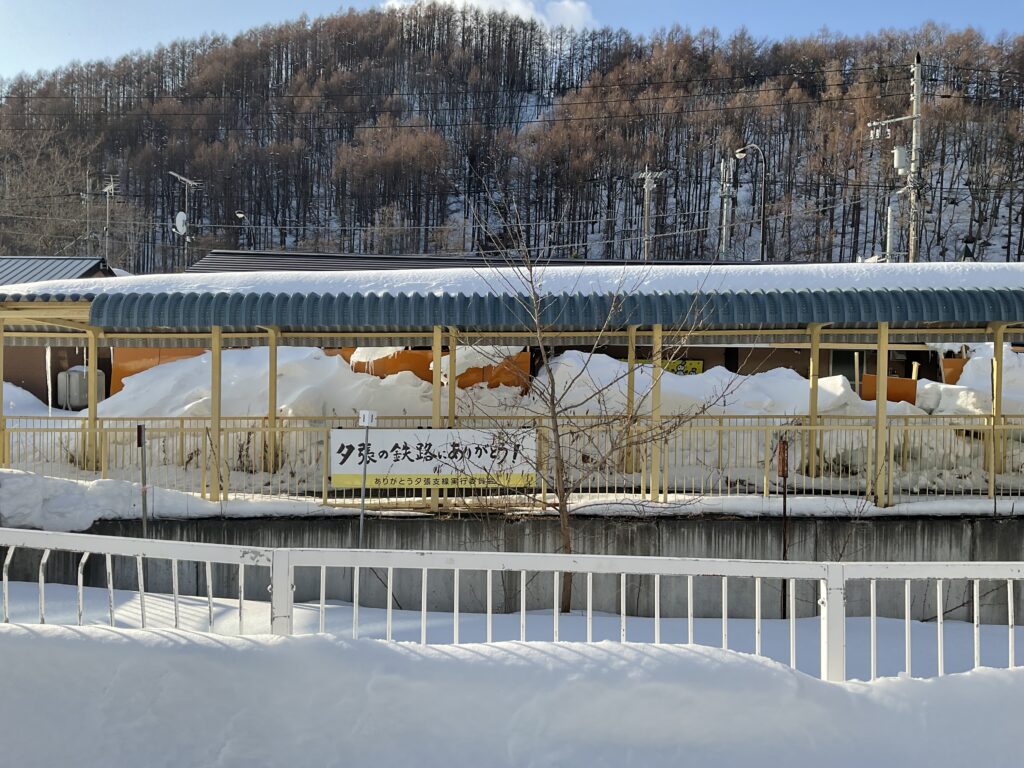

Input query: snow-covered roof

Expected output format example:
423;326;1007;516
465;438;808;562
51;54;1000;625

1;262;1023;336
1;261;1023;300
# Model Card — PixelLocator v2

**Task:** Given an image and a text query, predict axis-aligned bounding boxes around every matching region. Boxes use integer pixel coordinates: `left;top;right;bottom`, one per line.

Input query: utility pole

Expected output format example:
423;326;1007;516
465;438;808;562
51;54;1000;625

718;156;737;259
634;166;668;261
82;173;91;257
867;51;924;263
908;52;924;263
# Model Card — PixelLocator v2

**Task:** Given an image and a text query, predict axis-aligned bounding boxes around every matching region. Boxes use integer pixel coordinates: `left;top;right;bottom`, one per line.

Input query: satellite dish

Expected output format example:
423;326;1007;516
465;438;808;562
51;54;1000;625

173;212;188;236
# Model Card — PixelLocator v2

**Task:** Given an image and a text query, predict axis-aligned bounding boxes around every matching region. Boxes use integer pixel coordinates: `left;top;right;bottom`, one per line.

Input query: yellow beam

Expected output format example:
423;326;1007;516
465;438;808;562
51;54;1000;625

0;301;92;320
1;317;97;333
874;323;889;508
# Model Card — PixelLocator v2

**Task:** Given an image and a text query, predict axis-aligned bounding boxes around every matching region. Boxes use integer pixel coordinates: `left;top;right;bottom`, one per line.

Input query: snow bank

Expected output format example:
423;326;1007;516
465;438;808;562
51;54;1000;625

1;624;1022;768
540;350;858;416
100;347;437;419
0;469;329;531
3;381;75;418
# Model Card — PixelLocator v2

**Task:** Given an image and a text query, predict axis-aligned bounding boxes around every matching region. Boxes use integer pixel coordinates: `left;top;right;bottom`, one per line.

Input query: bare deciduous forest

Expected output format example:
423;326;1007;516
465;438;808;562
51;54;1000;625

0;4;1022;271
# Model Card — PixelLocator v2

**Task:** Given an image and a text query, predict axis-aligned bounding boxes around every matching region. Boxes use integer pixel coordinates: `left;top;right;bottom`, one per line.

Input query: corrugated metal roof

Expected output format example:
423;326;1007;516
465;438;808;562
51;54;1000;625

86;286;1024;334
0;256;110;285
187;250;729;273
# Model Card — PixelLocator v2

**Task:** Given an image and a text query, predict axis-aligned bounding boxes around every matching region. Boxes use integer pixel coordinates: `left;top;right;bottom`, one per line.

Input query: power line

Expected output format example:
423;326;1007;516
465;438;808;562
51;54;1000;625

0;77;909;123
0;63;902;104
0;91;913;133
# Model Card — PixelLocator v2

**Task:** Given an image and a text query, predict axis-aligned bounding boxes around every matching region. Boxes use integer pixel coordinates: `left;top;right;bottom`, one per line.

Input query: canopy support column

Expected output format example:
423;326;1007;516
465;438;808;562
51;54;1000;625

807;324;823;479
874;323;889;508
210;326;224;502
86;329;100;472
267;326;279;474
0;321;6;468
431;326;443;512
650;324;663;502
625;325;637;475
990;322;1007;499
447;327;458;426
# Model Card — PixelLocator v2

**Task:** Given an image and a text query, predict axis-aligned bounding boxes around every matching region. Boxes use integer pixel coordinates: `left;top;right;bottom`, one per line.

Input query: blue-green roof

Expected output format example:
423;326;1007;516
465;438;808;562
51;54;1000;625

84;287;1024;333
3;264;1024;335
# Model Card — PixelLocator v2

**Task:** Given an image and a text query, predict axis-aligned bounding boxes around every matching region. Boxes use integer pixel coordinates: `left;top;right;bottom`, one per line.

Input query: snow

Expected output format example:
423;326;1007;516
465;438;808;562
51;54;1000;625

433;344;524;377
1;613;1023;766
347;345;405;364
6;464;1024;533
99;347;438;418
4;261;1024;300
3;381;75;417
0;469;336;531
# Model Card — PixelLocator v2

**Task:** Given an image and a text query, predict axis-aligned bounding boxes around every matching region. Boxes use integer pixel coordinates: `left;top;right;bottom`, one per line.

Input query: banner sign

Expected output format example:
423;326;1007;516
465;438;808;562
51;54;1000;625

330;428;537;489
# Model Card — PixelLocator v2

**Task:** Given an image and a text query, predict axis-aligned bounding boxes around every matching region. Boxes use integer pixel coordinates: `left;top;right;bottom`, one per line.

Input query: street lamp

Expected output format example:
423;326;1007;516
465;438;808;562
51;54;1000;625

234;211;250;250
735;144;768;262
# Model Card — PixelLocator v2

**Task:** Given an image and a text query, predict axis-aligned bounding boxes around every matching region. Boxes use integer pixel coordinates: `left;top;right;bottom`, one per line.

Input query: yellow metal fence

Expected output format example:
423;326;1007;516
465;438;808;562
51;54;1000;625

1;413;1021;509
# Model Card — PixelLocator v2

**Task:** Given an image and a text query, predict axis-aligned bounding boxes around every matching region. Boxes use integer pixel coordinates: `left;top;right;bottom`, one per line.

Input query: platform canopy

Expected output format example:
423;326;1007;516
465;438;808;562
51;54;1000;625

0;262;1023;345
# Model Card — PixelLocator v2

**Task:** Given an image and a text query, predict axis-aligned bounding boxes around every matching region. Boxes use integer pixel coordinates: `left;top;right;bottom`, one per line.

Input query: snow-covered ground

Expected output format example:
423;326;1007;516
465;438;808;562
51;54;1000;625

6;581;1021;681
1;594;1023;767
6;467;1024;532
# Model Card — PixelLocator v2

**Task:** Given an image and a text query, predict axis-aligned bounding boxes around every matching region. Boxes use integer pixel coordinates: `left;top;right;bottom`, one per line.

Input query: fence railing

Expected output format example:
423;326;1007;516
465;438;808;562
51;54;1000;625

3;526;1024;683
2;412;1022;506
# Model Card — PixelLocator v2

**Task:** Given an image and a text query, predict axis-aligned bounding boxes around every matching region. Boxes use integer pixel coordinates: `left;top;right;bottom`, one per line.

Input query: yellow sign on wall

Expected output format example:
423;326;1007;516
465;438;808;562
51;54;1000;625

631;359;704;375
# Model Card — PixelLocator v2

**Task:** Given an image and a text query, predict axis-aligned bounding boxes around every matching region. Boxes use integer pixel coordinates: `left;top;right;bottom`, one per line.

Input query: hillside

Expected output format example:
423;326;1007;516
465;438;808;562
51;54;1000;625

0;4;1022;270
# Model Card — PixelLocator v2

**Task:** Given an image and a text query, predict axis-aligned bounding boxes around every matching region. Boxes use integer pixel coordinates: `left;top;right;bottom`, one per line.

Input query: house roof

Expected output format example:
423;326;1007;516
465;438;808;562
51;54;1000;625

0;256;112;285
187;250;719;273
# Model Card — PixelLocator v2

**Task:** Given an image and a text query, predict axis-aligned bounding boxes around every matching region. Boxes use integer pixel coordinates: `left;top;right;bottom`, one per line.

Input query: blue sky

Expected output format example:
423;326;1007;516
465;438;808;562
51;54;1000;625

1;0;1021;79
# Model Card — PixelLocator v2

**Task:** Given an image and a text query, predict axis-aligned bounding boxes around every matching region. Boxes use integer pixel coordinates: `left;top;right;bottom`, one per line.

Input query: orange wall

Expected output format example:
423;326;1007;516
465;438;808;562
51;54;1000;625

110;347;205;394
860;374;918;405
333;348;530;390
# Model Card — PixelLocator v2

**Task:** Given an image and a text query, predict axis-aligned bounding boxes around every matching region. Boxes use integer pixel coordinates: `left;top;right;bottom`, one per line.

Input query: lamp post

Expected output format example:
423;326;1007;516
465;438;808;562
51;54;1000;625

235;211;250;249
735;144;768;262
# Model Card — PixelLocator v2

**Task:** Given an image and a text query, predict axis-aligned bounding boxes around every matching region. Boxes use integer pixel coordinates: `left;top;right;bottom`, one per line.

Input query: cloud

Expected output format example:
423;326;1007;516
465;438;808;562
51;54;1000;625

382;0;596;29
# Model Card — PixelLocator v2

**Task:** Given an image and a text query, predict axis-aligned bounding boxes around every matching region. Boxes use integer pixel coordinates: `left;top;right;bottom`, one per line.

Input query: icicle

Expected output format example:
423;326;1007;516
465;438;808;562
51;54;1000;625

45;345;53;416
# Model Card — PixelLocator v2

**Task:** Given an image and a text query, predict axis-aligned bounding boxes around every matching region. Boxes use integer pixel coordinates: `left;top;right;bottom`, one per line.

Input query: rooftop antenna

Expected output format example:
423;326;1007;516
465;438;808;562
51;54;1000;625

102;174;119;265
168;171;203;268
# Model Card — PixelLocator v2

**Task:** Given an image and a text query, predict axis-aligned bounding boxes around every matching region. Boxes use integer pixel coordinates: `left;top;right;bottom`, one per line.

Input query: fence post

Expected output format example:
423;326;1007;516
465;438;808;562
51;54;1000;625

270;548;293;636
819;563;846;683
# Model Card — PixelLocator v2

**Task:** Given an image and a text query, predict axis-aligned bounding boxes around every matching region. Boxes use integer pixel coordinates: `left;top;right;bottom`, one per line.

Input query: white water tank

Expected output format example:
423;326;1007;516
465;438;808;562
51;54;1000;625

57;366;105;410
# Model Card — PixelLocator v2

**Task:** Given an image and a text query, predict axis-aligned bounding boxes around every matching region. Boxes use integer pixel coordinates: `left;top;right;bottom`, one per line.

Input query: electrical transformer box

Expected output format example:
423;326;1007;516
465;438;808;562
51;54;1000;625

57;367;106;410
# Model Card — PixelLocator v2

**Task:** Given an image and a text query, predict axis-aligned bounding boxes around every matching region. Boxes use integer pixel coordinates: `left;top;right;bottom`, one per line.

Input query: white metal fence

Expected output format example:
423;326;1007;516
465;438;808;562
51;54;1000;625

2;526;1024;683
